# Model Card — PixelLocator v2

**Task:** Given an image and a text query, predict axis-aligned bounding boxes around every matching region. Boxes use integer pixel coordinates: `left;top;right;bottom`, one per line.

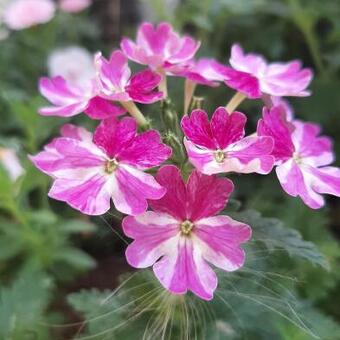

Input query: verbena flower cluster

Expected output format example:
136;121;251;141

31;22;340;300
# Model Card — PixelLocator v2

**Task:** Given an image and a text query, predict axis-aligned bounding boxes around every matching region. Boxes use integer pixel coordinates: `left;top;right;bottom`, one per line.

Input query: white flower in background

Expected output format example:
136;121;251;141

47;46;95;88
0;148;24;181
2;0;55;30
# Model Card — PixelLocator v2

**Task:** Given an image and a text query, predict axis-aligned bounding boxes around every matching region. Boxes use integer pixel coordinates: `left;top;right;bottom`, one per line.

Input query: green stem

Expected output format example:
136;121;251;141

225;92;246;113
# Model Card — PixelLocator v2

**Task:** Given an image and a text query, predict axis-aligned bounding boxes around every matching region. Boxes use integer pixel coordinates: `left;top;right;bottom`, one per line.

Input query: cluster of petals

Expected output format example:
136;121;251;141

121;22;200;72
181;107;275;175
30;118;172;216
257;106;340;209
39;49;164;119
3;0;56;30
95;50;163;104
123;165;251;300
222;44;313;99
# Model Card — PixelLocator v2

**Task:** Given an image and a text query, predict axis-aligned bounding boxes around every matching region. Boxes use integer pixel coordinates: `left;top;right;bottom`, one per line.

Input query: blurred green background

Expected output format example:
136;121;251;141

0;0;339;339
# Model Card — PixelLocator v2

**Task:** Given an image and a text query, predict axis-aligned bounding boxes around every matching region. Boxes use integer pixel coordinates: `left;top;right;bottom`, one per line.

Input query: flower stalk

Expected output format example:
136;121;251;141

225;91;246;113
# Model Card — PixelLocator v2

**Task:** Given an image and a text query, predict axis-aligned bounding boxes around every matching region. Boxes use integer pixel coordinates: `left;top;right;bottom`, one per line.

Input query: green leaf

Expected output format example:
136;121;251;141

68;289;121;337
58;219;96;234
230;210;330;270
55;248;96;270
0;270;53;338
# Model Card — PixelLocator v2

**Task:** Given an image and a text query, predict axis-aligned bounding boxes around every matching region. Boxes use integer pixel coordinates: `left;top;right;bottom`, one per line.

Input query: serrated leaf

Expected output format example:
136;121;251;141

58;220;96;234
230;210;329;270
0;270;52;338
68;289;121;337
55;248;96;270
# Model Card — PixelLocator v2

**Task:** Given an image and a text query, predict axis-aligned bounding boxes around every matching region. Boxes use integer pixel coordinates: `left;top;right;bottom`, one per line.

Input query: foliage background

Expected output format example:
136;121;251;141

0;0;339;339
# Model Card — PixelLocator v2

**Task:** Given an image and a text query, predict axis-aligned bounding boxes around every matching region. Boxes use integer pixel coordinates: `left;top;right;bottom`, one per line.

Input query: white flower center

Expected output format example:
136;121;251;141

105;158;119;174
180;220;194;236
214;149;225;163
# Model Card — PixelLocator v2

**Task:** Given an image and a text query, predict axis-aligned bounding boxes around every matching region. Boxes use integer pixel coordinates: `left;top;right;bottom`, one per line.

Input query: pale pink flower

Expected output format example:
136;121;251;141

95;50;163;104
39;76;125;119
123;165;251;300
257;106;340;209
121;22;200;72
223;44;313;99
59;0;91;13
271;96;294;120
181;107;274;175
48;46;95;88
0;148;24;181
3;0;55;30
30;119;172;215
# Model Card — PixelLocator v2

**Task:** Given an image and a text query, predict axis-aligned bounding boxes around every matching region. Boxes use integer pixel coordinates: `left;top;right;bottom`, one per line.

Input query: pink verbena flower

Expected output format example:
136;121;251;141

120;22;200;72
30;118;172;215
95;50;163;104
223;43;313;99
3;0;56;30
257;106;340;209
181;107;275;175
59;0;91;13
39;76;125;119
122;165;251;300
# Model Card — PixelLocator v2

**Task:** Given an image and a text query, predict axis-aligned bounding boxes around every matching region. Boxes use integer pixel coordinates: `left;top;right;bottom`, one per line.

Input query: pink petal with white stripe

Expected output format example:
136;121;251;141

195;215;251;271
182;108;274;175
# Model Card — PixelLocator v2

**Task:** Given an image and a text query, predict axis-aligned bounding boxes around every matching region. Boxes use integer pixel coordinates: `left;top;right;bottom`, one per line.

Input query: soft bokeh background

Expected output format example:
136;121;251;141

0;0;339;339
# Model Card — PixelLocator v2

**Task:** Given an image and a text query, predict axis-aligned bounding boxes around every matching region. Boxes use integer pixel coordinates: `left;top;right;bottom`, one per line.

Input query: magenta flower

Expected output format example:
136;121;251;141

95;50;163;104
3;0;55;31
120;22;200;71
181;107;274;175
257;106;340;209
123;165;251;300
30;118;172;215
223;44;313;99
39;76;125;119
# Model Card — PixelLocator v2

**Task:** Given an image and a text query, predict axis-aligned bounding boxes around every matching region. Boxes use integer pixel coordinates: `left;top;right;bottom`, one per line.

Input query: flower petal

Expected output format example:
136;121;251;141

48;174;111;215
195;215;251;271
93;117;136;158
153;237;217;300
257;106;295;162
210;109;246;149
85;97;126;119
118;130;171;169
149;165;187;220
186;169;234;220
123;212;179;268
113;164;166;215
181;109;215;149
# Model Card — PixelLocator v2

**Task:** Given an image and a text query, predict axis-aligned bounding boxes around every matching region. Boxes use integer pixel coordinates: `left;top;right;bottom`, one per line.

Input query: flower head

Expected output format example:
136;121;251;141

181;107;274;175
3;0;55;30
59;0;91;13
123;165;251;300
257;106;340;208
48;46;95;88
30;118;172;215
121;22;200;71
39;76;125;119
223;44;313;99
95;50;163;104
